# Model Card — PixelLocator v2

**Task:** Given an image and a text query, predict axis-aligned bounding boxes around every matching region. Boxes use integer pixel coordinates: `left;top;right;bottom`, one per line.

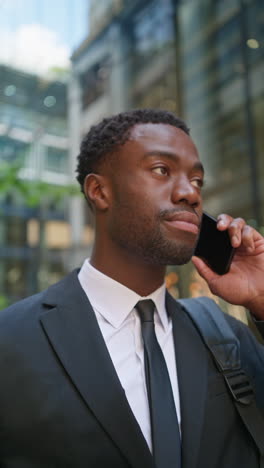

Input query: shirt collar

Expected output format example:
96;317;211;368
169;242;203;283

78;259;168;330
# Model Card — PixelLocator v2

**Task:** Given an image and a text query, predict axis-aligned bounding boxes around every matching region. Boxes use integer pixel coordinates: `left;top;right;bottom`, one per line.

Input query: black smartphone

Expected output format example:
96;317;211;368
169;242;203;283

194;213;235;275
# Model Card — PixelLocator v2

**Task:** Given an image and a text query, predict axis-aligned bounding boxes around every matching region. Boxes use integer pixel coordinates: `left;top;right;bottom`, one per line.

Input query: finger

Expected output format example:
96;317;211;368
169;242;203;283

217;215;245;247
218;217;246;248
217;214;233;230
228;218;247;247
191;256;219;283
240;224;255;252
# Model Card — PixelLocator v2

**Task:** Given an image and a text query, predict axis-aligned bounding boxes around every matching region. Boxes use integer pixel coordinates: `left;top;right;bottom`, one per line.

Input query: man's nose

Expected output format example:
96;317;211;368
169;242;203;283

171;175;201;207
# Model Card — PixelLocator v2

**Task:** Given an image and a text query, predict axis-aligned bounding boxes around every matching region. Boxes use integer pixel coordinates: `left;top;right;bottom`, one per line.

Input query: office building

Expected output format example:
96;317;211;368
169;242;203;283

0;64;71;302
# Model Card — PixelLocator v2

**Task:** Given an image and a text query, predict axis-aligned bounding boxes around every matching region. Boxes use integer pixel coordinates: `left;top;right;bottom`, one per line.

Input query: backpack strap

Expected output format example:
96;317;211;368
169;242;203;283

178;296;264;468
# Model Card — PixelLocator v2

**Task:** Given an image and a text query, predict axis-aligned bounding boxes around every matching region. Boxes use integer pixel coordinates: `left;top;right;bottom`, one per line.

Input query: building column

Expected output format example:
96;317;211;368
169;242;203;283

68;73;86;269
108;22;130;112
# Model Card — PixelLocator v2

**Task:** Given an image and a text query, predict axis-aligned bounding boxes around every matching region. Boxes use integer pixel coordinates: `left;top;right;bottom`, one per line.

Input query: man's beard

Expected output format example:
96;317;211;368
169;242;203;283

123;228;197;266
109;208;199;266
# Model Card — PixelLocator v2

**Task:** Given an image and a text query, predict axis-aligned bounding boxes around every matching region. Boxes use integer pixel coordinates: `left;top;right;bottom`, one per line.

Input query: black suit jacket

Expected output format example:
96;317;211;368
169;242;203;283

0;270;263;467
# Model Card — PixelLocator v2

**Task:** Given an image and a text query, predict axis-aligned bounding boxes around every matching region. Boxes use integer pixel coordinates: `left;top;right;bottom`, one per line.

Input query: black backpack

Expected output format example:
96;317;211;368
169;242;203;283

178;296;264;468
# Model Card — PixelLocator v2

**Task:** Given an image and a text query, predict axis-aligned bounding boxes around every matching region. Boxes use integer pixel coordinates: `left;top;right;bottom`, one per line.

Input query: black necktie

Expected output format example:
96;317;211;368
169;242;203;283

136;299;181;468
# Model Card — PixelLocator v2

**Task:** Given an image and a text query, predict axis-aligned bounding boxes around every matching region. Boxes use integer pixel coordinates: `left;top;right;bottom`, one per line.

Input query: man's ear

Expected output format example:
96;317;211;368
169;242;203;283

83;173;111;211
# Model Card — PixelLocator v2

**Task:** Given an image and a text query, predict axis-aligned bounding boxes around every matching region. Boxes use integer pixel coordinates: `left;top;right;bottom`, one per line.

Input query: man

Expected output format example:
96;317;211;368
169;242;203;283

0;108;263;468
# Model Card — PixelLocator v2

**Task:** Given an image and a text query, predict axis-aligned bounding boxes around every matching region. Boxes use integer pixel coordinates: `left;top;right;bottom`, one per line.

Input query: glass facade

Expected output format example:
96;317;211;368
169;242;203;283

132;0;174;70
130;0;178;112
181;0;263;316
178;0;263;227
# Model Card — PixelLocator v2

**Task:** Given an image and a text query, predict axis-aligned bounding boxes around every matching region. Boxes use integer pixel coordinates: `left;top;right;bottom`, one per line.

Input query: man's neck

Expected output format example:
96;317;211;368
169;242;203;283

90;249;166;297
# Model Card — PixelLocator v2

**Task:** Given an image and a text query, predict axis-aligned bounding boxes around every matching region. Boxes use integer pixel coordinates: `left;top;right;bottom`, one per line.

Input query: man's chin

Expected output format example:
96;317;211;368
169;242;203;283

135;235;197;266
154;244;195;266
166;253;194;266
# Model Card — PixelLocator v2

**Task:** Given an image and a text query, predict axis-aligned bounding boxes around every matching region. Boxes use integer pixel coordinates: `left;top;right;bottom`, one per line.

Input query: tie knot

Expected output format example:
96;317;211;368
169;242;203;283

135;299;155;323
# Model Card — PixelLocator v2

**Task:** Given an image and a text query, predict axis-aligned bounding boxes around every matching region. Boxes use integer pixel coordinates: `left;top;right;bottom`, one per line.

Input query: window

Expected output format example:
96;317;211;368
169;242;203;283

133;0;174;69
0;136;29;164
80;57;110;109
44;147;68;173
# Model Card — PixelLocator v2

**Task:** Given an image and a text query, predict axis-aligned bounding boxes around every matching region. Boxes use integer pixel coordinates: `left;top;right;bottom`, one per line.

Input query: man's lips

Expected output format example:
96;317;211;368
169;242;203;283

163;212;200;234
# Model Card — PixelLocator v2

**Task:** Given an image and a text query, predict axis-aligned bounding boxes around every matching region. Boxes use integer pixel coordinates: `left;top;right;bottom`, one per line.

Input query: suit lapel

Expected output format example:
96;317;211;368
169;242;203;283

166;293;208;468
40;271;154;468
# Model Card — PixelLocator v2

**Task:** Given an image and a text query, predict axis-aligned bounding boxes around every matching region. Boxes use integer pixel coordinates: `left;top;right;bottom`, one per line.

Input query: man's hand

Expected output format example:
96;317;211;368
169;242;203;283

192;214;264;320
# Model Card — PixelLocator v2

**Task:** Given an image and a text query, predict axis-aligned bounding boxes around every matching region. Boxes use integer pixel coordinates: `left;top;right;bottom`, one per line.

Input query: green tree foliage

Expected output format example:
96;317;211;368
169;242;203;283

0;162;80;206
0;295;9;311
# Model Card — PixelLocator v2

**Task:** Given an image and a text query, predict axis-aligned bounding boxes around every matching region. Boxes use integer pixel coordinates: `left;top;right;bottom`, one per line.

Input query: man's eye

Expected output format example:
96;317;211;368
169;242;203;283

152;167;169;176
191;178;204;189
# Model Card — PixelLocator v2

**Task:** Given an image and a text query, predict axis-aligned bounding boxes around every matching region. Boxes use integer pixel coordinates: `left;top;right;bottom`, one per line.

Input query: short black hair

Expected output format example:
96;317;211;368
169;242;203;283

76;108;189;193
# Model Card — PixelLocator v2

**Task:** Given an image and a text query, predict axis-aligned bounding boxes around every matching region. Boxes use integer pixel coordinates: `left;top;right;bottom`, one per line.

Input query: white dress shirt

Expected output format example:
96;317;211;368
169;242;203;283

78;259;181;451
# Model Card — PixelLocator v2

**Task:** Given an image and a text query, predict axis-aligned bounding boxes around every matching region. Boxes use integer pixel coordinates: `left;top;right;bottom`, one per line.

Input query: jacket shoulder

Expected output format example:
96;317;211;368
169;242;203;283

0;290;45;324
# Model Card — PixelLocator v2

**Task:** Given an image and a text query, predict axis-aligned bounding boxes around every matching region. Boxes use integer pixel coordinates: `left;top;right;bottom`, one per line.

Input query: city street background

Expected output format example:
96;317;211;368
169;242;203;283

0;0;263;330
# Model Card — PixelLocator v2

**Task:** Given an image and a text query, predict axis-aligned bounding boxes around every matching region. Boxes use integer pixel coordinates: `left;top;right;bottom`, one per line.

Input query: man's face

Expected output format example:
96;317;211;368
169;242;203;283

104;123;204;266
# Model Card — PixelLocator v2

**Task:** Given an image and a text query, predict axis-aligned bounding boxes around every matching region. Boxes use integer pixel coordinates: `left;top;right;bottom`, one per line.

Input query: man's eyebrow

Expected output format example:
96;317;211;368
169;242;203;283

143;151;204;174
193;161;205;174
